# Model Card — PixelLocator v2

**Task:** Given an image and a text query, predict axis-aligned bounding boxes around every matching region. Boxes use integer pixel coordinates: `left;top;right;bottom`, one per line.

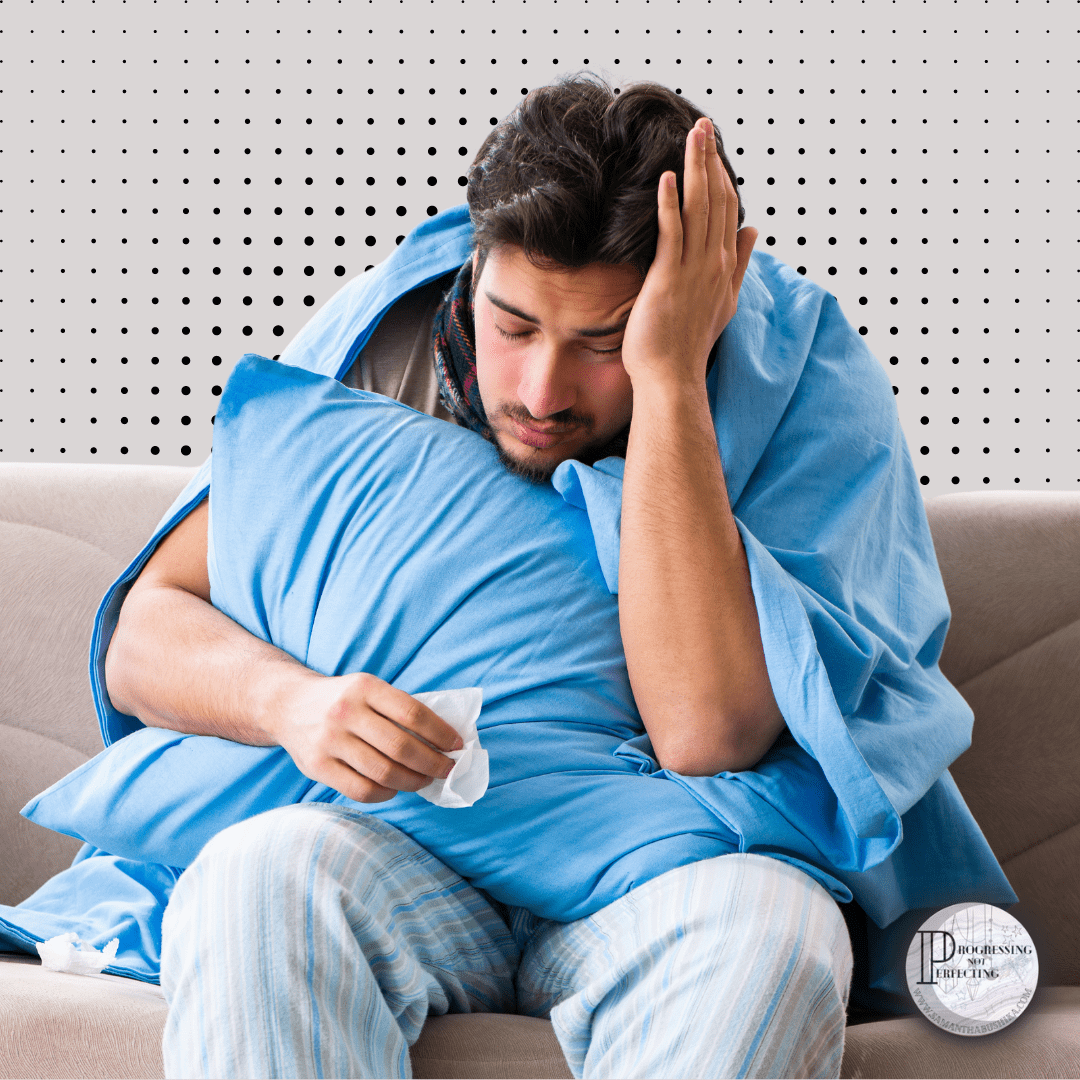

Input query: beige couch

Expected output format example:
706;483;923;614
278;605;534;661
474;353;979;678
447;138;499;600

1;461;1078;1080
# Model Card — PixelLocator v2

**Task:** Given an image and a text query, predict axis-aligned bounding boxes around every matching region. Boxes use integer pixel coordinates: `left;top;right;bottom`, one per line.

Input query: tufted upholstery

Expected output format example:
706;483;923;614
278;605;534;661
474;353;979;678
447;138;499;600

928;491;1080;989
0;463;199;910
1;464;1078;1079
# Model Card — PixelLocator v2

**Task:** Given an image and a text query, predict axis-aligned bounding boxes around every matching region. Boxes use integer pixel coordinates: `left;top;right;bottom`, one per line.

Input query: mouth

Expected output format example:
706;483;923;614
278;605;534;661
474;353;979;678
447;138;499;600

509;418;575;450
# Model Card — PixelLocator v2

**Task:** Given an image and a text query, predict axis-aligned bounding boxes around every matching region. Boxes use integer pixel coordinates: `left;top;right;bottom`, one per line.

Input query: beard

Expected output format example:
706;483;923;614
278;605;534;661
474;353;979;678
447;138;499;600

489;423;630;486
492;441;561;486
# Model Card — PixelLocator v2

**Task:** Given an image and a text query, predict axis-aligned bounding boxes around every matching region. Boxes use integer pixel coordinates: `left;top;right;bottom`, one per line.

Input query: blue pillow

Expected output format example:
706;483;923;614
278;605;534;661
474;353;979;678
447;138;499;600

22;727;330;868
22;354;1012;931
26;355;750;922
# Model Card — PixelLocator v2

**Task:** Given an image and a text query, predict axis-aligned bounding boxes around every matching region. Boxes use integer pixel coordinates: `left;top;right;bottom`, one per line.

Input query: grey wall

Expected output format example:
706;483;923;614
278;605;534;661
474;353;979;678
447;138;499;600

2;0;1075;500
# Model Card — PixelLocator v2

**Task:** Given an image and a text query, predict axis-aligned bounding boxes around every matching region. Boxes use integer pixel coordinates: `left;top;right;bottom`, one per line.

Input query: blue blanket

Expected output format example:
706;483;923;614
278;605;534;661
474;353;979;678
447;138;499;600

2;206;1016;1016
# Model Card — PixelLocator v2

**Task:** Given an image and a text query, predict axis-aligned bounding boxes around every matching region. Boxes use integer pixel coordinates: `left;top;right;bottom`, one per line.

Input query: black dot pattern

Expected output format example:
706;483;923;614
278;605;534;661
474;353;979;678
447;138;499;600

0;4;1075;498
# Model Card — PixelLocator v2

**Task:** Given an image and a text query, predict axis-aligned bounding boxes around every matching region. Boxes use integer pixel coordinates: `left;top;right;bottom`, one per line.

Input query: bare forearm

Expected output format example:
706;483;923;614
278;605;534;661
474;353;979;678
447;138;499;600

619;380;784;776
104;583;317;746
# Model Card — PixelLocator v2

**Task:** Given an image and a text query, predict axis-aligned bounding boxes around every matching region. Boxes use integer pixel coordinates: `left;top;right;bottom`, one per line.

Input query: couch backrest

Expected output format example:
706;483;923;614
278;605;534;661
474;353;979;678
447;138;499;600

926;491;1080;987
1;466;1077;984
0;463;197;907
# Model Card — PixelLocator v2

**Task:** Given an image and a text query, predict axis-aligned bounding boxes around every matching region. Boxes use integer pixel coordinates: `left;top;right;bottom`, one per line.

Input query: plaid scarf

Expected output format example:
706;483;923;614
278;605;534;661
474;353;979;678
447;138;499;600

432;257;630;462
432;259;493;440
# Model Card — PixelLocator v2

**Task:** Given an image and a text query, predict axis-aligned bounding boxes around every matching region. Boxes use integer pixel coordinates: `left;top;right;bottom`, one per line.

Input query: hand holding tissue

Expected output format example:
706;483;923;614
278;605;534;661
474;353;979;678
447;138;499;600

19;685;487;872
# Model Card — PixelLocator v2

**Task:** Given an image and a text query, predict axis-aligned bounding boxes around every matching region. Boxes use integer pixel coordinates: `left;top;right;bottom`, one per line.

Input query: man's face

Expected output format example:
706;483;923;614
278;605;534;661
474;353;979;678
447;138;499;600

471;244;640;484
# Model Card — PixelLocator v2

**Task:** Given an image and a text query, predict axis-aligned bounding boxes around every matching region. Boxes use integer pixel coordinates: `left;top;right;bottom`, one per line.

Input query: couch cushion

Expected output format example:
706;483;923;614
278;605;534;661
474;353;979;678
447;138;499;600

927;491;1080;987
4;953;1077;1080
0;727;87;908
839;985;1080;1079
411;1013;573;1079
0;520;133;762
0;464;199;570
0;954;167;1080
927;491;1080;688
948;620;1080;988
0;953;575;1080
413;990;1080;1080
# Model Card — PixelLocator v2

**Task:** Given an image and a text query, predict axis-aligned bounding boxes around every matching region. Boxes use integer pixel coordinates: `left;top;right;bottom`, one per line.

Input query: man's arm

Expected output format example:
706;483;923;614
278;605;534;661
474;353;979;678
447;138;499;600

106;498;300;746
620;383;784;777
618;119;786;777
104;497;464;802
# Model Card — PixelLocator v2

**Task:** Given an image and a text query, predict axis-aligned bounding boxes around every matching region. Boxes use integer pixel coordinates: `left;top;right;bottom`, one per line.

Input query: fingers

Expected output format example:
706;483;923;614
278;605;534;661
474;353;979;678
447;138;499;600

312;672;460;789
337;727;446;796
680;120;711;263
700;118;735;264
358;673;464;753
314;699;456;801
732;226;759;297
277;672;467;803
317;753;399;805
658;118;735;271
655;170;683;270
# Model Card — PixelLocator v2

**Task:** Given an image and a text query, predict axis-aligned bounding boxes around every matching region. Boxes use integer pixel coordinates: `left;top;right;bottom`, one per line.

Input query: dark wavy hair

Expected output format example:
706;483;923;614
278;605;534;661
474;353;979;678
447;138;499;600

467;72;744;282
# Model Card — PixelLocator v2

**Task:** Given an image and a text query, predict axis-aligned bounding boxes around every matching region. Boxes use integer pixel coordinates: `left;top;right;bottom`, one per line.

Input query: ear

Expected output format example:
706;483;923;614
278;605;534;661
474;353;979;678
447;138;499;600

471;248;479;278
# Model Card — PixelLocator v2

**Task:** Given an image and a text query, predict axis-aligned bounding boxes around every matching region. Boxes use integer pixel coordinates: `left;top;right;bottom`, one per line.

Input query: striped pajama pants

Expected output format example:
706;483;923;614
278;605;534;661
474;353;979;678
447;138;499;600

160;804;853;1079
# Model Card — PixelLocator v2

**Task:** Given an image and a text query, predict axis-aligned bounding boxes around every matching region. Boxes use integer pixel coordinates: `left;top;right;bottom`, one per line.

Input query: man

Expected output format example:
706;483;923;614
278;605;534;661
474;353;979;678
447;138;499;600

98;74;1008;1078
107;78;781;793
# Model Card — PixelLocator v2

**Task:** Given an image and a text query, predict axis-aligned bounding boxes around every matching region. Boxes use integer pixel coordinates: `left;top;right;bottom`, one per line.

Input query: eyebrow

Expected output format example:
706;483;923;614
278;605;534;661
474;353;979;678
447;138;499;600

484;291;631;339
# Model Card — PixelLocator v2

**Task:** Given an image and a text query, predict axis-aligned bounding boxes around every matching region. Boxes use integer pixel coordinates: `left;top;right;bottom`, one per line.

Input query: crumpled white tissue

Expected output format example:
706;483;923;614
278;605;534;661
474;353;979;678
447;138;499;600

407;687;488;808
36;932;119;976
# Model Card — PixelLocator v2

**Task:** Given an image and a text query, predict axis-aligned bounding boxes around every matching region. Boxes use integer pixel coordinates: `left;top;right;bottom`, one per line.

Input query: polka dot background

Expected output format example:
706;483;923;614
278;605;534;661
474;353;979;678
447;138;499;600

2;0;1075;498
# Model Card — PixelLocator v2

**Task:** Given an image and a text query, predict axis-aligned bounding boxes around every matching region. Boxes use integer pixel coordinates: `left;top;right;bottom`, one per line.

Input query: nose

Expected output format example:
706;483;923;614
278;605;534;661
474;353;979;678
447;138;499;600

517;343;577;422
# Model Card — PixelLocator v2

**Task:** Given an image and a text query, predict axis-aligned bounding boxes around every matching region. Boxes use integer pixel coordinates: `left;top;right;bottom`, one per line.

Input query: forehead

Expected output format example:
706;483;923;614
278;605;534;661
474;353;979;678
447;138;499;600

478;245;642;322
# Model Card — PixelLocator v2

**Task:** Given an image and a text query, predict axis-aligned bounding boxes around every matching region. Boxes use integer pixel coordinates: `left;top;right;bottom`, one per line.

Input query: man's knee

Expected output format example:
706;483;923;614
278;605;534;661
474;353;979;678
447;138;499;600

739;856;853;1009
164;805;382;933
195;803;349;874
684;854;853;1001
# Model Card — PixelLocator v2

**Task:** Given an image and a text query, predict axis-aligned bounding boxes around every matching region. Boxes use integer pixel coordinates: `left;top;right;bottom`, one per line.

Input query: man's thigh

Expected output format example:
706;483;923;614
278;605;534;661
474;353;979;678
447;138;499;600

162;804;522;1016
514;853;853;1079
160;806;524;1078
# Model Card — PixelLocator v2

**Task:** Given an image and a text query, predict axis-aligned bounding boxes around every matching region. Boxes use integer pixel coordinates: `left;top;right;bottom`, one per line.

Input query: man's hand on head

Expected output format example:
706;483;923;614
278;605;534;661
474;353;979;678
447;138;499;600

620;117;759;393
616;121;784;776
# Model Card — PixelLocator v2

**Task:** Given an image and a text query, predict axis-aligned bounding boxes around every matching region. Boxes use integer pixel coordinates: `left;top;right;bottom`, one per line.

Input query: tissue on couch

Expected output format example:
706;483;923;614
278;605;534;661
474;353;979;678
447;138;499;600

37;933;119;976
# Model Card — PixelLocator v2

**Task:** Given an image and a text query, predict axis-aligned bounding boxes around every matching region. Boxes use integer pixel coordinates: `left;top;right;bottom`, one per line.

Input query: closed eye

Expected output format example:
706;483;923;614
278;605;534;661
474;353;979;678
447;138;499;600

492;319;622;358
494;323;532;342
494;323;621;357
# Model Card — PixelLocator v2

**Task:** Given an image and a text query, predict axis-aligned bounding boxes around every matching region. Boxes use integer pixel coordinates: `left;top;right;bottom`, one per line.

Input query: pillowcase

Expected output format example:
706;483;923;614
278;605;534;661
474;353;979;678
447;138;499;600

24;354;999;930
22;727;330;868
26;355;750;923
